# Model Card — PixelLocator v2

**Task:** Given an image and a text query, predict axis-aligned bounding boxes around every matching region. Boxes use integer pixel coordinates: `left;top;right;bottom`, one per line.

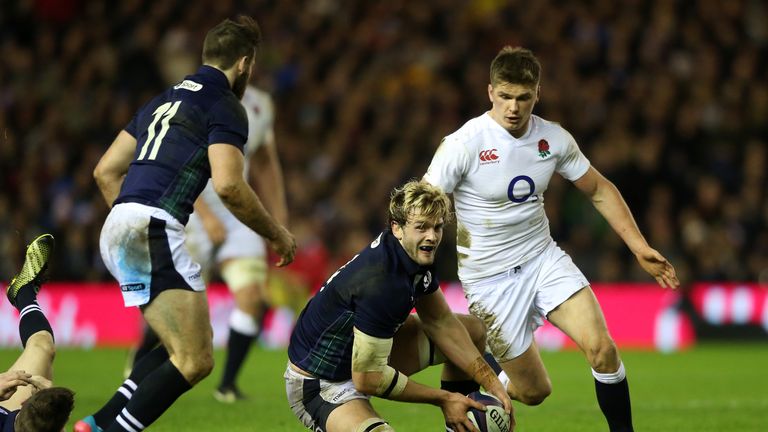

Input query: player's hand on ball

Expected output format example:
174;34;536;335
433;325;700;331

441;392;483;432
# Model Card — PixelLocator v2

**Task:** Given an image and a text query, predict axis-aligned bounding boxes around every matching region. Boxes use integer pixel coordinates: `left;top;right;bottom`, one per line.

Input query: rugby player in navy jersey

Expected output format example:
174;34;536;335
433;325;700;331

74;16;295;432
285;181;513;432
0;234;74;432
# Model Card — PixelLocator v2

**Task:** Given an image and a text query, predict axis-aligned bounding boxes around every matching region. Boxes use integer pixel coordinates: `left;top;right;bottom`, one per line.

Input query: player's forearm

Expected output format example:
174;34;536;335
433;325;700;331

355;370;449;406
253;169;288;225
591;180;649;254
216;180;281;241
424;318;497;390
94;174;124;207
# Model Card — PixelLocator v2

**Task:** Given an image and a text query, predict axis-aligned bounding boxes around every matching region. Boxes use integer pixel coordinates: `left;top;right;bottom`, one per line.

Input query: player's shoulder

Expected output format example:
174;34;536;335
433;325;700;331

444;113;495;149
532;115;571;139
530;115;578;149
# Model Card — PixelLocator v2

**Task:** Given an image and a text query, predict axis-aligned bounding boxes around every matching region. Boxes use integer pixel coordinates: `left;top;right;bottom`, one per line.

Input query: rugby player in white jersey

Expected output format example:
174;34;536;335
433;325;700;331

424;46;679;432
191;84;287;402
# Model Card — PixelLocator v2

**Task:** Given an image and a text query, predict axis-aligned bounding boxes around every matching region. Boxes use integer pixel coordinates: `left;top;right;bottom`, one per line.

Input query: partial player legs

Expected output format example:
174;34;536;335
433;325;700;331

390;313;484;396
497;341;552;405
547;287;633;431
93;289;213;431
216;257;269;402
142;289;214;385
325;399;392;432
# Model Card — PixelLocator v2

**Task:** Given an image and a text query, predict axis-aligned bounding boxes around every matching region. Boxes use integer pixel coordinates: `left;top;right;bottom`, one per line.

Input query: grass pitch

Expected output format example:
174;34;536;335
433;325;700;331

0;343;765;431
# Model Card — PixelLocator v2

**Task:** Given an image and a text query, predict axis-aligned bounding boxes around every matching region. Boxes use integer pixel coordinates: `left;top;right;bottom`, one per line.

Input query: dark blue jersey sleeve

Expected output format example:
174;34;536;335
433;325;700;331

353;274;413;339
125;114;138;138
208;97;248;150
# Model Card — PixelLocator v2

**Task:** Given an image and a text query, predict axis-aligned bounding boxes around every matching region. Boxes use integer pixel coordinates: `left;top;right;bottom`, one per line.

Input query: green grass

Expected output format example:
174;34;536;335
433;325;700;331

1;343;766;431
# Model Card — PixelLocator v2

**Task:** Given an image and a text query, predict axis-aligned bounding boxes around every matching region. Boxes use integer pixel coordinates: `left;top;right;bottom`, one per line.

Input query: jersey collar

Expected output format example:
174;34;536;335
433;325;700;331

196;65;231;90
483;112;536;143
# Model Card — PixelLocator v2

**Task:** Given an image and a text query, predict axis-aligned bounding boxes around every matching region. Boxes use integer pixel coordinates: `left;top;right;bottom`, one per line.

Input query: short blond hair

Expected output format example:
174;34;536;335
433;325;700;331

388;180;452;227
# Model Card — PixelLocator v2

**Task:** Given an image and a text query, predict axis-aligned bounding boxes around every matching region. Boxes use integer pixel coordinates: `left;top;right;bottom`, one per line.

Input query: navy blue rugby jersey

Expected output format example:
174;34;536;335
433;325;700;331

114;65;247;224
288;230;440;381
0;405;18;431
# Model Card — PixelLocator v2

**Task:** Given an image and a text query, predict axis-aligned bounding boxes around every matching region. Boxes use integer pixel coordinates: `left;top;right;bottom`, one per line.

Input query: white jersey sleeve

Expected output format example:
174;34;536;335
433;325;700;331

423;135;472;194
556;129;590;181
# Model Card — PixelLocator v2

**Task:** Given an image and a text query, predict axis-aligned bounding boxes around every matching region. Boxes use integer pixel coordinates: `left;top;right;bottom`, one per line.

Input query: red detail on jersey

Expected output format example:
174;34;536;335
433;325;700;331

538;140;549;152
479;149;499;162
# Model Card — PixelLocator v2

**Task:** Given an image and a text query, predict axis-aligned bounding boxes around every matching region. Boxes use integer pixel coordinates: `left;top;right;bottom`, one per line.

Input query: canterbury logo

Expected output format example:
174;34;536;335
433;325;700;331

479;149;499;162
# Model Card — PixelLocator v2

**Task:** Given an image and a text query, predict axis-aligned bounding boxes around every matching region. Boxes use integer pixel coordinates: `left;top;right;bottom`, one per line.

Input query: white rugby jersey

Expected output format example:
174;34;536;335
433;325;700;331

424;113;590;284
199;85;276;225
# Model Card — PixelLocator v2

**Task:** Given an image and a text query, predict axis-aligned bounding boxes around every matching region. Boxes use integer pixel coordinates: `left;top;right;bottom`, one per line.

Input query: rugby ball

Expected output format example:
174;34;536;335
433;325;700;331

466;390;512;432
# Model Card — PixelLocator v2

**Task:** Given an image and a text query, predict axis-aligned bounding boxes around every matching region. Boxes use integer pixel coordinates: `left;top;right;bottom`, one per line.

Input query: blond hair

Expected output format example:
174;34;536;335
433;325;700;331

388;180;452;227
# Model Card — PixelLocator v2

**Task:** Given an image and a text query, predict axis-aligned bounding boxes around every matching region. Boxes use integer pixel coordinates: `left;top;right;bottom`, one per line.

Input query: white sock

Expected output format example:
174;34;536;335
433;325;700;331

592;361;626;384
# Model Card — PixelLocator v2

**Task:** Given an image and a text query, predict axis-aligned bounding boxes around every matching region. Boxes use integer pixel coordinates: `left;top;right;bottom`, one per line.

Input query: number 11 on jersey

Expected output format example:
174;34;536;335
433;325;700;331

138;101;182;161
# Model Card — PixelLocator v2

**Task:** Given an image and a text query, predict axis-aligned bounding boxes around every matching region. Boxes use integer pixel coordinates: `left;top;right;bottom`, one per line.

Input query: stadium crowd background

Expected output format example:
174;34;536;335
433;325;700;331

1;0;767;293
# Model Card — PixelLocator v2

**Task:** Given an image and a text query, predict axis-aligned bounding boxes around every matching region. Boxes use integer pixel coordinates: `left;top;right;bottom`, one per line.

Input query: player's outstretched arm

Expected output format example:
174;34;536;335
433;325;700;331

93;130;137;206
209;143;295;266
350;328;485;432
572;166;679;288
415;291;513;414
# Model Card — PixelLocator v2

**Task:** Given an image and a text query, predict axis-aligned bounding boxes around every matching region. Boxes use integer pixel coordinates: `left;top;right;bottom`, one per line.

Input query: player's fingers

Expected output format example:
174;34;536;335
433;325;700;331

468;398;486;411
656;276;667;289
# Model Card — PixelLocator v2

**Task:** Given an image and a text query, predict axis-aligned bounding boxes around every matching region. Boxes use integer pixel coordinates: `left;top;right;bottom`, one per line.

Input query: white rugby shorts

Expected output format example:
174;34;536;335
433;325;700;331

284;365;369;432
464;241;589;361
99;203;205;307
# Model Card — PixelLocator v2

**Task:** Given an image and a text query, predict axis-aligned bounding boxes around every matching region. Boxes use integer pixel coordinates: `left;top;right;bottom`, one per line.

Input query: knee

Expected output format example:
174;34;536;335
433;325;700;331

26;331;55;361
235;285;265;316
173;351;214;384
587;338;620;373
516;381;552;406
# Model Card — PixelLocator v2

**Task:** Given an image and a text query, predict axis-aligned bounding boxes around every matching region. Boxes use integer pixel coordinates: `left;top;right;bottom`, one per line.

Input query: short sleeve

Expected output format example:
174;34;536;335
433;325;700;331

208;97;248;151
354;278;412;339
556;130;591;181
124;113;138;138
424;136;470;194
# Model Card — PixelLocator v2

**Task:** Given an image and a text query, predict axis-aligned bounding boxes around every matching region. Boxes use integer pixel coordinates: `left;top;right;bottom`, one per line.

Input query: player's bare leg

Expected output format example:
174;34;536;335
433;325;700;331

547;286;633;431
390;314;485;395
97;289;213;431
497;342;552;405
325;399;393;432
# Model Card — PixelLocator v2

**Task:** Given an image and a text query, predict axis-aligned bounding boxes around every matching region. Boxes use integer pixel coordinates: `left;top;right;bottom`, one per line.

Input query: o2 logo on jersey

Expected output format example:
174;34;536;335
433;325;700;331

507;175;536;203
479;149;499;164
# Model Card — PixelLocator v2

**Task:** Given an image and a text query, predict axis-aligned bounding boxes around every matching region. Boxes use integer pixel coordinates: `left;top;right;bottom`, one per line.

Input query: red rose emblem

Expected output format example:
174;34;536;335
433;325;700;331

537;139;551;158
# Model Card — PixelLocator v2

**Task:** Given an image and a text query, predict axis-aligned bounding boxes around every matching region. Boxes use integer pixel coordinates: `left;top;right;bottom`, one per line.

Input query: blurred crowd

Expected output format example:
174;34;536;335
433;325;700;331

1;0;767;290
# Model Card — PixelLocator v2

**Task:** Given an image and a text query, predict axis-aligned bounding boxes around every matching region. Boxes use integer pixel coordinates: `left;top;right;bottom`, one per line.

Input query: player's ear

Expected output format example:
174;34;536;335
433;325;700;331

487;84;494;102
391;221;403;240
236;56;249;74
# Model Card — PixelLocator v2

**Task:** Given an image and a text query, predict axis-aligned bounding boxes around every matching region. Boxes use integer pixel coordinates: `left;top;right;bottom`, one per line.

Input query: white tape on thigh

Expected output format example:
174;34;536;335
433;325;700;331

356;418;394;432
221;258;267;291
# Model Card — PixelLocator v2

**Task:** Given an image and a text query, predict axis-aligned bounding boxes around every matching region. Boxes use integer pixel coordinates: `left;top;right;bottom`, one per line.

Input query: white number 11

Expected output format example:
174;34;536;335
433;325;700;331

138;101;181;160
